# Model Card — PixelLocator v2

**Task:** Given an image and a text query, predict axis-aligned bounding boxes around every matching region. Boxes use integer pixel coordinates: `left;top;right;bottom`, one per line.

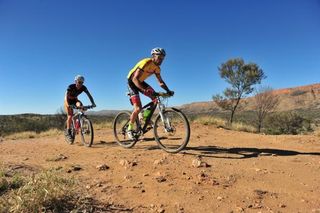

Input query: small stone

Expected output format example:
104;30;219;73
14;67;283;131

217;196;223;201
120;159;128;167
96;164;109;171
192;159;202;168
124;175;132;180
157;208;165;213
71;165;82;171
279;203;286;208
154;159;164;165
155;176;166;183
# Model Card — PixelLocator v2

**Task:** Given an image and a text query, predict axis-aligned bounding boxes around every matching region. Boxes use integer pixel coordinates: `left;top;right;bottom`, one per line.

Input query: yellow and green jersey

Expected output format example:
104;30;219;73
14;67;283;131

127;58;160;81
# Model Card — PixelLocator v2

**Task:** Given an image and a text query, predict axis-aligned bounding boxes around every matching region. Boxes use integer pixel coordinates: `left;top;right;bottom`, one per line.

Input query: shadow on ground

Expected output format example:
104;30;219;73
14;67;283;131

183;146;320;159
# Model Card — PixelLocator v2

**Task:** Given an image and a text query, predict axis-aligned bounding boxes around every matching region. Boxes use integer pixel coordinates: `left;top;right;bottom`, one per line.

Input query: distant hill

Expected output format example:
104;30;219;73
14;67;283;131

179;83;320;115
87;109;122;116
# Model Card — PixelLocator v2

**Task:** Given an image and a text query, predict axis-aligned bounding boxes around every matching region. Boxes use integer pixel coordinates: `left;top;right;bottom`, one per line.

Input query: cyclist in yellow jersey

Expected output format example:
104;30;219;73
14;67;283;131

127;47;174;138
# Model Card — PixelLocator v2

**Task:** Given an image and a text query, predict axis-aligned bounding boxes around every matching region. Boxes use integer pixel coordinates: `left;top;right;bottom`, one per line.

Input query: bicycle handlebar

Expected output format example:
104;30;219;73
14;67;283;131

69;105;95;110
154;92;173;98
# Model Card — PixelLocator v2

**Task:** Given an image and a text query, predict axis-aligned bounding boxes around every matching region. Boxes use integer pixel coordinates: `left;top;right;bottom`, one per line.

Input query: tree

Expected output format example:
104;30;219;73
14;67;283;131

253;86;280;133
213;58;266;124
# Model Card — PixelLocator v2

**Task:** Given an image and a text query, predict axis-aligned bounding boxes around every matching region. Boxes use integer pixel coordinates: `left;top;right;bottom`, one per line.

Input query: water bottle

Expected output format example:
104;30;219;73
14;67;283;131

143;108;151;121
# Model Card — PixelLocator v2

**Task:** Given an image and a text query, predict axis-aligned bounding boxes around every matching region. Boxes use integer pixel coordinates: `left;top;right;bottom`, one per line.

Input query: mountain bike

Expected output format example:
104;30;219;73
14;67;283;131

113;92;190;153
64;105;95;147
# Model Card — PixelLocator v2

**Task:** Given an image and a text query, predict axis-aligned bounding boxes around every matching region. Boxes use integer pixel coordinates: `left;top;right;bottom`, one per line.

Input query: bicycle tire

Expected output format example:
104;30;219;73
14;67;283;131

80;117;94;147
154;108;190;153
64;121;75;144
113;111;138;148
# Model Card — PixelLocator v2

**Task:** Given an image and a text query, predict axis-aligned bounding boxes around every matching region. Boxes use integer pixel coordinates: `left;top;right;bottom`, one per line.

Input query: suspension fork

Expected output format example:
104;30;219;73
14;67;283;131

157;102;171;130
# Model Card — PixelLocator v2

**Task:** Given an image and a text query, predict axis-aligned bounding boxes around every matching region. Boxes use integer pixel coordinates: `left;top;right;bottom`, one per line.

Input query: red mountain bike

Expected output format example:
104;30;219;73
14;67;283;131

113;92;190;153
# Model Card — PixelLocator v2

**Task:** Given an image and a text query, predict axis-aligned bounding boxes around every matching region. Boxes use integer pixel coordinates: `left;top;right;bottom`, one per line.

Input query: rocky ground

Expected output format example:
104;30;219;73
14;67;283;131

1;123;320;212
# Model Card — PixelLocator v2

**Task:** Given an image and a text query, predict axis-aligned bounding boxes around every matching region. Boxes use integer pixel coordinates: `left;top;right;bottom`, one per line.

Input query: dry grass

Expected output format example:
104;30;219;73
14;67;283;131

193;115;227;127
3;120;113;140
313;126;320;137
0;169;77;213
4;129;62;140
94;121;113;130
231;122;257;133
0;166;130;213
192;115;257;133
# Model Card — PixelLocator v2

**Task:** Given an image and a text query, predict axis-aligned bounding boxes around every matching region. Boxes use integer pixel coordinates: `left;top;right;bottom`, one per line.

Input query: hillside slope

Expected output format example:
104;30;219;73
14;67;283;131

180;83;320;114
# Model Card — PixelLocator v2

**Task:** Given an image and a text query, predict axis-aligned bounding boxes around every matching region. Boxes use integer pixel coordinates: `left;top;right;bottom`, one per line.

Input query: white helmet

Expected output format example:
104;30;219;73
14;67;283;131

151;47;166;56
74;75;85;83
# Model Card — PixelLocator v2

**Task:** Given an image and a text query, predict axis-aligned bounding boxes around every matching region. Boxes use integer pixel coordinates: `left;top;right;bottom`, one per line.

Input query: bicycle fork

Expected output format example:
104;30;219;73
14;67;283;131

158;105;173;133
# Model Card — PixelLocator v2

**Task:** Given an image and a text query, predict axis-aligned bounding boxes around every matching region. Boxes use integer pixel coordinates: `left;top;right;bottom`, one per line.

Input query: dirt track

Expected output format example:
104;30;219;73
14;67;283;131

1;123;320;212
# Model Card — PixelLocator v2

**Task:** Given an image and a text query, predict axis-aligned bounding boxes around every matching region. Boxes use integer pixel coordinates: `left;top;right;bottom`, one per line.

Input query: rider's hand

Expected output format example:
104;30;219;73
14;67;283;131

167;90;174;96
144;88;155;97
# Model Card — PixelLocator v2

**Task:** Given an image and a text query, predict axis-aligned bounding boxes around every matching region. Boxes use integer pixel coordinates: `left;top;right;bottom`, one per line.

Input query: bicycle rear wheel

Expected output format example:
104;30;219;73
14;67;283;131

80;117;94;147
154;108;190;153
113;111;137;148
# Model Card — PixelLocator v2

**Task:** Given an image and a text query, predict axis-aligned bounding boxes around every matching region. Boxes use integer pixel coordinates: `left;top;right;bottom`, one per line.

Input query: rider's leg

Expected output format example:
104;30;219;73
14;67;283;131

143;86;157;103
64;100;73;136
129;95;142;130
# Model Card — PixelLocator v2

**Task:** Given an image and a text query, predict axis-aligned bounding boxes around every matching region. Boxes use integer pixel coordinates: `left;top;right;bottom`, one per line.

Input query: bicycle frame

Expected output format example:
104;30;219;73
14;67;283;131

71;111;84;133
70;106;92;133
136;94;169;135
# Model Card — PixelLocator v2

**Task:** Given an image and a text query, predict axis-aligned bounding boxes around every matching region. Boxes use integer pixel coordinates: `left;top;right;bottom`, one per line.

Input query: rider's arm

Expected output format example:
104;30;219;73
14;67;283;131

155;73;170;92
84;89;96;107
132;68;148;92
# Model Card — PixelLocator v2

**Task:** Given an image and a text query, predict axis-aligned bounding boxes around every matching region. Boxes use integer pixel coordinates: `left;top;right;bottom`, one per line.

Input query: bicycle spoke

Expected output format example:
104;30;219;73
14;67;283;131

154;109;190;153
113;111;138;148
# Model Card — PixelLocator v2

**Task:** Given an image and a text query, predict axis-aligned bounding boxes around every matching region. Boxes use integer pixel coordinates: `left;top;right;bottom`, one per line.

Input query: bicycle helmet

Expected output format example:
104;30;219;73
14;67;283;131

74;75;85;83
151;47;166;56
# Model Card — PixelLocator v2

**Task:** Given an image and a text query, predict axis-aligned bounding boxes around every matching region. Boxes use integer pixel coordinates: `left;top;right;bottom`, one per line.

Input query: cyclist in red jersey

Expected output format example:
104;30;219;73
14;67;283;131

64;75;96;139
126;47;174;138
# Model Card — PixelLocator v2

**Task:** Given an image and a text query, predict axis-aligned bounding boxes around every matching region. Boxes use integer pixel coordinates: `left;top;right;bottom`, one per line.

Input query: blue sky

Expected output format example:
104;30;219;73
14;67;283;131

1;0;320;115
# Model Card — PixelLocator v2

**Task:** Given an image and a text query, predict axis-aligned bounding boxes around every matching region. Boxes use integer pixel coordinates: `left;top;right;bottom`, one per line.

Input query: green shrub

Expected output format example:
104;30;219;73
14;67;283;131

264;112;312;135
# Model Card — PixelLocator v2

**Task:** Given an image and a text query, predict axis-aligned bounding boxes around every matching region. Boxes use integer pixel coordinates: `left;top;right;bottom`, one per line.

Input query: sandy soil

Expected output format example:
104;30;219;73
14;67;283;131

1;123;320;212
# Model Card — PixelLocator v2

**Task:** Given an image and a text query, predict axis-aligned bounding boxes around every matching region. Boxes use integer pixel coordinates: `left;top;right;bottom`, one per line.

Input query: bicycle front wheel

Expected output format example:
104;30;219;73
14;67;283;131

113;111;137;148
154;108;190;153
80;117;94;147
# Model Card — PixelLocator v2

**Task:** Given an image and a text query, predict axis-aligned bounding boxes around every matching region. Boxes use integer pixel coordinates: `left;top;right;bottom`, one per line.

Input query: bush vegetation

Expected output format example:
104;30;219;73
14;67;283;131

189;109;315;135
1;108;318;137
263;112;312;135
0;114;114;138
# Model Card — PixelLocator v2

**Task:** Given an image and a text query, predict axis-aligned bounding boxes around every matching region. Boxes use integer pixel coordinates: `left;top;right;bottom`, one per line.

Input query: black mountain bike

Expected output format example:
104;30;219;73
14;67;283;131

64;105;95;147
113;92;190;153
